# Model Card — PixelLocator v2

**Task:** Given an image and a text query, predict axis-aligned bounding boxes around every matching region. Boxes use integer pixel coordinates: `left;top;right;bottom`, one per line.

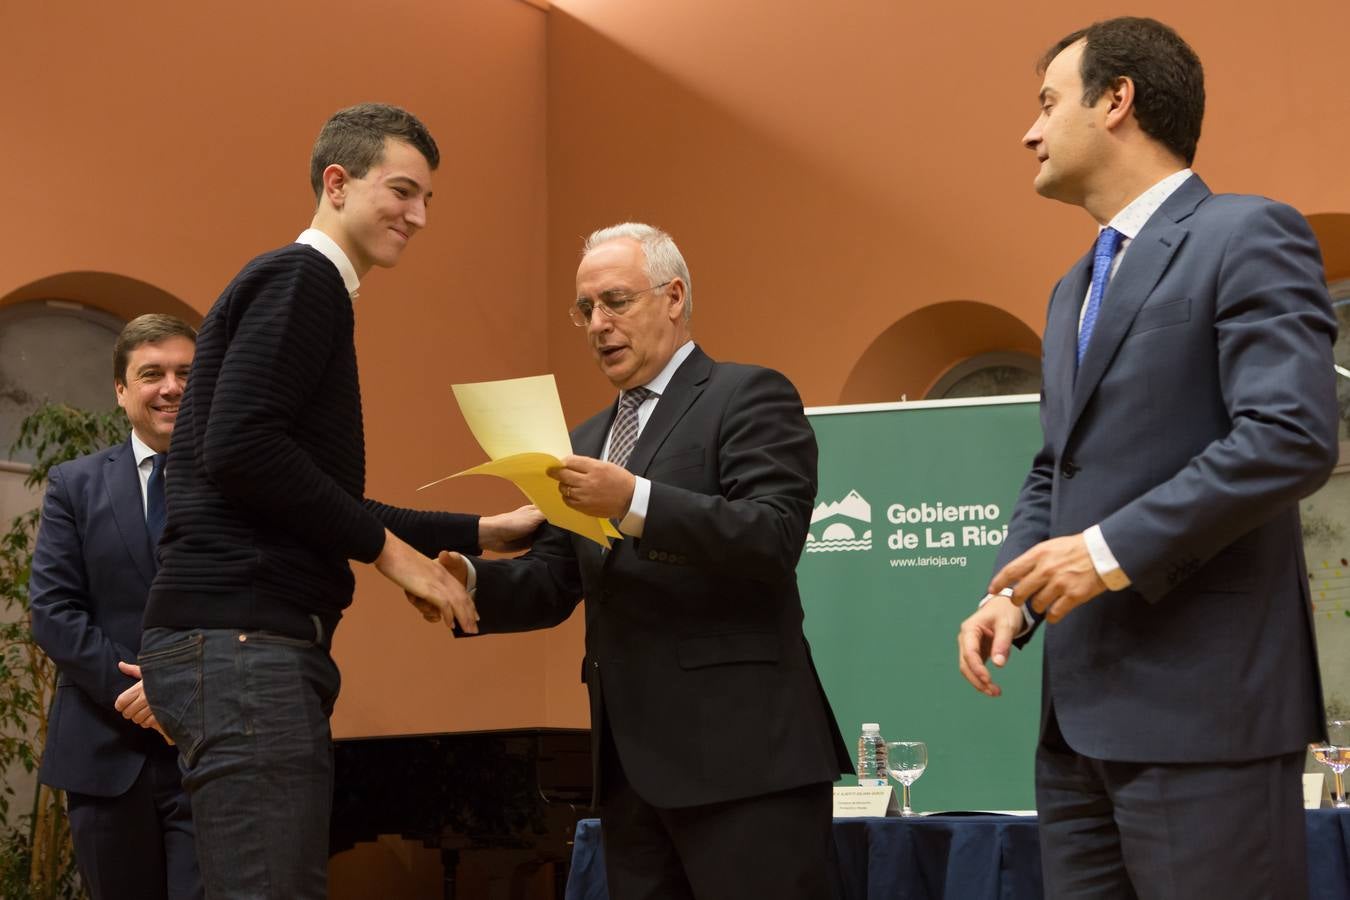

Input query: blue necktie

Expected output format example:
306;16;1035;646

146;453;166;549
1077;227;1125;365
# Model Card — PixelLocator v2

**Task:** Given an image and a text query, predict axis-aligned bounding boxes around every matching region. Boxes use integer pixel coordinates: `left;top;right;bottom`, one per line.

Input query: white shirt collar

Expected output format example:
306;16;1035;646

1105;169;1194;240
629;340;696;400
296;228;361;300
130;430;157;467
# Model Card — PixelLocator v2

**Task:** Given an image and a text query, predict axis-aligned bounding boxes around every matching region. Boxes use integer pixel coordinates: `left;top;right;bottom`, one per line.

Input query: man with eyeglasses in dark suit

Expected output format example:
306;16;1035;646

440;222;852;900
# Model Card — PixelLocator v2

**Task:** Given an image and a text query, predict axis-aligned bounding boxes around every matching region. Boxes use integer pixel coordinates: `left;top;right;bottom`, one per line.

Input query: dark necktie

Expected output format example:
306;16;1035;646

606;387;654;470
146;453;166;549
1077;226;1125;365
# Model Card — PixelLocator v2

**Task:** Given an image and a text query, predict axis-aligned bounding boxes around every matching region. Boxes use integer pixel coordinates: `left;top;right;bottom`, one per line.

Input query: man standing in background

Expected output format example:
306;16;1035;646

138;104;541;898
957;18;1338;898
31;313;201;900
443;222;851;900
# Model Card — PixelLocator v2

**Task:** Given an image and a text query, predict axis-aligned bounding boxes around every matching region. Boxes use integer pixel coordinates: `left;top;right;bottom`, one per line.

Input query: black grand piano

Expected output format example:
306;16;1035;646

330;728;593;899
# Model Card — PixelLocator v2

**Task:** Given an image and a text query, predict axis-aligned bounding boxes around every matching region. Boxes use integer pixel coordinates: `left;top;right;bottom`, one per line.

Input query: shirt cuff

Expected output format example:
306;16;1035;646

463;557;477;597
980;587;1034;637
1084;524;1130;590
618;476;650;538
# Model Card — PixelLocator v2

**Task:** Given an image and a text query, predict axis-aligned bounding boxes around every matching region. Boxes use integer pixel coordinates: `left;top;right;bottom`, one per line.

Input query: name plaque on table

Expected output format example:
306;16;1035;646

833;785;901;817
1303;773;1325;809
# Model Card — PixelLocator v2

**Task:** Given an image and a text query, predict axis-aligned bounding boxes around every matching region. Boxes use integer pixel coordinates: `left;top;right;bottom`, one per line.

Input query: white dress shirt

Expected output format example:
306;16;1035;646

296;228;361;300
130;430;158;519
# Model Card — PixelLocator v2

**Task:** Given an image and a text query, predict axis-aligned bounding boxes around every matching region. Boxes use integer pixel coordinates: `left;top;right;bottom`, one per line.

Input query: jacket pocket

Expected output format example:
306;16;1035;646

650;445;706;476
138;633;206;766
1129;297;1190;336
677;631;780;669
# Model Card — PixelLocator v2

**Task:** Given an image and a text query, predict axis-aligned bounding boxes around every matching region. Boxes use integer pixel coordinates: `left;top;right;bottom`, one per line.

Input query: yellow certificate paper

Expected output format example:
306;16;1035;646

419;374;622;547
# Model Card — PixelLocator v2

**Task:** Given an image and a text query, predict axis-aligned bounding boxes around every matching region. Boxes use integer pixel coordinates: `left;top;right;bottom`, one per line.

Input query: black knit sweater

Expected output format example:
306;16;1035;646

144;243;478;643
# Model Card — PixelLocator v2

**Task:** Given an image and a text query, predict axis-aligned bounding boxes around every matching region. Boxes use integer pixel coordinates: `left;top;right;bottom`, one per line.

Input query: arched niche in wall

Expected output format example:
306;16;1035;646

839;300;1042;404
1325;276;1349;446
927;350;1041;400
0;272;200;465
1309;213;1350;283
1301;214;1350;713
1308;213;1350;445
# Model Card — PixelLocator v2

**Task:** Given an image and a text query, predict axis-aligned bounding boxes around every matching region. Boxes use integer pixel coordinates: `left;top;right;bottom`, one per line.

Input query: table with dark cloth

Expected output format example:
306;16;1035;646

565;809;1350;899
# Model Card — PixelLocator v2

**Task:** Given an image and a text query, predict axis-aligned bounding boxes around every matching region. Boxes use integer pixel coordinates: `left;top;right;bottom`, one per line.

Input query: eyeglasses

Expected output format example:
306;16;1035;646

568;281;672;327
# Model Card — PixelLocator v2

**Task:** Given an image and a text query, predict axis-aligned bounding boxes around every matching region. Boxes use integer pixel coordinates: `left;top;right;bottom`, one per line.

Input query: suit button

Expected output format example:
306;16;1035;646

1061;459;1079;479
648;550;658;560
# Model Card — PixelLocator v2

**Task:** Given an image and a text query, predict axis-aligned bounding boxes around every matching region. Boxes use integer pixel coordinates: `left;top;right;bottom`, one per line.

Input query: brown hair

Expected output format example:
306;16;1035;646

1040;17;1204;165
113;314;196;385
309;103;440;200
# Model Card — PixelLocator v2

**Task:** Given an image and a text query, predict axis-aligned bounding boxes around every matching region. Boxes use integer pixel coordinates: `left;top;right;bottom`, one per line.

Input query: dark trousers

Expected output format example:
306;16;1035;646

66;747;202;900
598;721;834;900
141;626;340;900
1036;730;1309;900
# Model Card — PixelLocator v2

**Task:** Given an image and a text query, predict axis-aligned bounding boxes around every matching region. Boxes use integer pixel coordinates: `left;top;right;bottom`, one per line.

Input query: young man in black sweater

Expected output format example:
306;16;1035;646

139;104;540;898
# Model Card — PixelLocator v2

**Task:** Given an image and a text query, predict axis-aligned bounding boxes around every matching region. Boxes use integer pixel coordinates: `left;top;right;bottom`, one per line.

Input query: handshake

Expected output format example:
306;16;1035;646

374;504;545;634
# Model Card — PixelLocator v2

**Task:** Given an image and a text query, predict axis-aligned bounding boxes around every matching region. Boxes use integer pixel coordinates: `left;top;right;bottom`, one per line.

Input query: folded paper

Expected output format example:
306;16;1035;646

420;375;621;547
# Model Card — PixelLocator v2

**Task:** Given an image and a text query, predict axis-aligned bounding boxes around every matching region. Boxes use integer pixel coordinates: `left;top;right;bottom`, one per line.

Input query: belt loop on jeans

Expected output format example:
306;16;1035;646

310;614;325;648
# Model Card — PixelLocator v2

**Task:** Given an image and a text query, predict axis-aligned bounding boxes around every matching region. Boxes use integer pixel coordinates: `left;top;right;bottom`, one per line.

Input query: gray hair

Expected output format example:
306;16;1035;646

583;222;693;321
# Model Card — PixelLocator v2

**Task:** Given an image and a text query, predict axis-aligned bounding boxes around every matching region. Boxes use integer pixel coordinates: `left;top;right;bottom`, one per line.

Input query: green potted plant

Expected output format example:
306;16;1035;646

0;403;128;899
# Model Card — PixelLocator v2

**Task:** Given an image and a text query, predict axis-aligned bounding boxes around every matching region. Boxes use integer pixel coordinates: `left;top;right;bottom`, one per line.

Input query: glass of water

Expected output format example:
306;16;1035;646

885;741;928;817
1311;719;1350;809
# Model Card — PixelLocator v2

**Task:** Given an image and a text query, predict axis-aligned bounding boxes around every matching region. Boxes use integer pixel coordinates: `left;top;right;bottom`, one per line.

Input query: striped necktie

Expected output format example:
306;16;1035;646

606;387;654;470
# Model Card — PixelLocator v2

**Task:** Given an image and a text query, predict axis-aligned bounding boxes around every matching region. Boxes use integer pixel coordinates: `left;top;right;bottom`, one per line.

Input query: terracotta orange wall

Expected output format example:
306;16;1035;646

2;0;562;737
537;0;1350;729
544;0;1350;411
8;0;1350;741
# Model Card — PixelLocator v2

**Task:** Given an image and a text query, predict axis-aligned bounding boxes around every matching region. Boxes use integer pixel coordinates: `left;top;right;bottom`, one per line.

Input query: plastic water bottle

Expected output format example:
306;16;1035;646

857;723;887;787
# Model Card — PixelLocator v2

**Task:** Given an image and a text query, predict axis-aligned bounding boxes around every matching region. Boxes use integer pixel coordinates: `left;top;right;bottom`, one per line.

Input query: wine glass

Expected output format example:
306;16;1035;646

1311;719;1350;809
885;741;927;817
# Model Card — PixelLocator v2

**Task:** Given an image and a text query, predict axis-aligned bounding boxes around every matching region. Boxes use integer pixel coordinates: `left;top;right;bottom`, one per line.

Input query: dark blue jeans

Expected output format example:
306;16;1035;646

141;625;340;900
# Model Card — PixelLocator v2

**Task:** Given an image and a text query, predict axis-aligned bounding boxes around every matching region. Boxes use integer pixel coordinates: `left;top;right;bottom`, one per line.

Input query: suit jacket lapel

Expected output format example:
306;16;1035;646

1046;251;1093;434
1066;176;1208;436
104;440;155;582
575;411;611;459
625;346;711;476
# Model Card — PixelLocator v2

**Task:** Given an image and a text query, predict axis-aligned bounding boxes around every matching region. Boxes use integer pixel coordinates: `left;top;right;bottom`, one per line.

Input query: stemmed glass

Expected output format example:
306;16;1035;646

885;741;927;817
1311;719;1350;809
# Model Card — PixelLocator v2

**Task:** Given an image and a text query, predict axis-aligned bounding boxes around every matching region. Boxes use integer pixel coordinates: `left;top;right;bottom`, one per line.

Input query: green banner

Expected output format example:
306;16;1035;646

800;396;1044;812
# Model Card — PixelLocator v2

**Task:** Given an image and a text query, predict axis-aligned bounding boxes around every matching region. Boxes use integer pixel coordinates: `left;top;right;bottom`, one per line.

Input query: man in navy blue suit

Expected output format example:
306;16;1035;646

957;17;1339;899
31;314;201;900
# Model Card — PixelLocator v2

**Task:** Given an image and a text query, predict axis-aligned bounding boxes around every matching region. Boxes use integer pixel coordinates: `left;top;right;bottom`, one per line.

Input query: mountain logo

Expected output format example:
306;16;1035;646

805;489;871;553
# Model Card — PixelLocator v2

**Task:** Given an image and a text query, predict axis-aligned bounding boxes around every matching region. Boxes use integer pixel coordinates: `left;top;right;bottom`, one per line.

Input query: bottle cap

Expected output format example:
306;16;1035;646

861;723;880;733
